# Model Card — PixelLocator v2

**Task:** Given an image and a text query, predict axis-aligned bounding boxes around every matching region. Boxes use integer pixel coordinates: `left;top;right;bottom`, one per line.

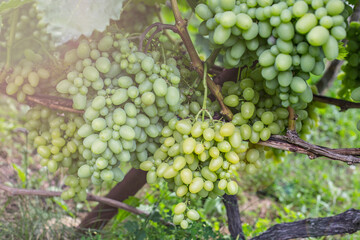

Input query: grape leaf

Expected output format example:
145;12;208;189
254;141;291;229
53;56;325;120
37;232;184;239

36;0;125;45
337;42;348;60
0;0;33;14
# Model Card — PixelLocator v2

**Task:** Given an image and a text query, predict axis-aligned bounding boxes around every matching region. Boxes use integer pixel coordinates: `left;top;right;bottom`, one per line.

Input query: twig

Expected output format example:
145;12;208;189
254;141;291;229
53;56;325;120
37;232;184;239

0;183;144;216
287;107;296;131
258;131;360;164
170;0;233;120
26;95;84;114
0;82;83;114
313;94;360;111
251;208;360;240
0;181;173;226
258;135;360;157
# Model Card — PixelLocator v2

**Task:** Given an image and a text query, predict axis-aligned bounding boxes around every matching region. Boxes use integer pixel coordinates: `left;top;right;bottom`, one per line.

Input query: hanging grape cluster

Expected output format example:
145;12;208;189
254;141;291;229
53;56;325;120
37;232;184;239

5;59;50;102
24;107;89;200
0;3;55;62
195;0;348;108
55;34;186;192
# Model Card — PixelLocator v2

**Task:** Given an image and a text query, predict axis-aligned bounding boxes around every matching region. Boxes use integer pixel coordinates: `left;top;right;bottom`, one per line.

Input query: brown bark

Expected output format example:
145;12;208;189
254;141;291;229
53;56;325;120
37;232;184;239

78;168;147;230
251;209;360;240
223;194;245;240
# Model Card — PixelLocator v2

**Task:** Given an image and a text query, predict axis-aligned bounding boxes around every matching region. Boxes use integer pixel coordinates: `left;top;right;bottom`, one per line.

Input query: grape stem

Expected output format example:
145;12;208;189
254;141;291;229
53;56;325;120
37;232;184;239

139;22;178;52
0;182;173;226
287;107;296;131
169;0;233;120
202;63;208;121
0;9;19;83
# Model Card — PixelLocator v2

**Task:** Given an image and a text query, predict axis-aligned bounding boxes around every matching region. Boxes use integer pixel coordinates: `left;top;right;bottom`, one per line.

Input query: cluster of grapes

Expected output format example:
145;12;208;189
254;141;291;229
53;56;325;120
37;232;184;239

140;117;265;227
338;21;360;99
0;3;55;62
196;0;348;108
5;58;50;102
56;34;183;188
223;74;317;138
24;106;89;200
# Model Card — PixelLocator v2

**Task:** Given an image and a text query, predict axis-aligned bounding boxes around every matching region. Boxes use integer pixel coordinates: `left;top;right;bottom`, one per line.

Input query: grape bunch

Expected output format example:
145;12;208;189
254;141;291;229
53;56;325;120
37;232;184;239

24;106;89;201
338;21;360;99
140;117;265;228
195;0;348;108
0;3;55;62
55;34;183;190
222;74;317;138
5;58;50;102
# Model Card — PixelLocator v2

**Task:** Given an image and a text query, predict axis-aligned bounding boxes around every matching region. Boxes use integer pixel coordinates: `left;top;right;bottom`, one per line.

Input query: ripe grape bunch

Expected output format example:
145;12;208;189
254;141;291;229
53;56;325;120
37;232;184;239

5;57;51;102
141;116;265;228
53;33;186;198
196;0;348;108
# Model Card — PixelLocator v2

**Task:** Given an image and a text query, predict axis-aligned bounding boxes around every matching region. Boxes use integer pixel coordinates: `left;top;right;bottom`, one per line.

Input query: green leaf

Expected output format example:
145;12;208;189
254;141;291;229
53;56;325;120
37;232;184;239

337;42;348;60
36;0;125;45
114;196;140;223
12;163;26;183
135;229;147;240
346;0;358;5
0;0;33;14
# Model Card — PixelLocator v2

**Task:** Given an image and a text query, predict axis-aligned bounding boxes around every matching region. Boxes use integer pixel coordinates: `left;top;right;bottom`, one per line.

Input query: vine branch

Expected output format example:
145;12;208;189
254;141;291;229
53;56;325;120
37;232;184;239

258;131;360;164
313;94;360;111
0;82;83;114
251;208;360;240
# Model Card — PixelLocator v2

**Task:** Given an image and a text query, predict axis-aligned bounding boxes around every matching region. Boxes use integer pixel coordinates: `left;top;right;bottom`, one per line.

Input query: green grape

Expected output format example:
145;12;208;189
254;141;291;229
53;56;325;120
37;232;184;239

322;36;338;60
98;35;114;52
296;13;318;34
307;26;329;46
213;25;232;44
236;13;253;30
292;1;308;17
95;57;111;73
224;95;240;107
